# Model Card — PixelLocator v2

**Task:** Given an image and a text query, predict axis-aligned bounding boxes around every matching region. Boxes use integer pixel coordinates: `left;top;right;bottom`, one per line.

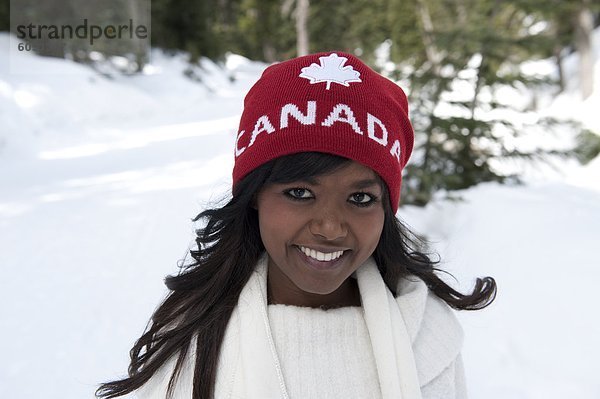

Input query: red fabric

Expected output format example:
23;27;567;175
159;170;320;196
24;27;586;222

232;52;414;213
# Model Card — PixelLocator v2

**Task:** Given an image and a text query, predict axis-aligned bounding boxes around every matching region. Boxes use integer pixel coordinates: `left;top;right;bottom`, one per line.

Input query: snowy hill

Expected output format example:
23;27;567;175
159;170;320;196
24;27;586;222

1;30;599;398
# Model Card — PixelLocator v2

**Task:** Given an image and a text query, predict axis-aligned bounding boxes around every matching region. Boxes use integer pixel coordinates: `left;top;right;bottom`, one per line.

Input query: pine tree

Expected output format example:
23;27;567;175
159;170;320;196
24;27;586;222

150;0;219;61
308;0;389;61
516;0;600;98
389;0;577;205
234;0;296;61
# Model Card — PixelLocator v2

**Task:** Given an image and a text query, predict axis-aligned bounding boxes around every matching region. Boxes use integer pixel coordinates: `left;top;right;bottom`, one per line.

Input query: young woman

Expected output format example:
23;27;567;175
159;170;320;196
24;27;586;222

97;51;496;399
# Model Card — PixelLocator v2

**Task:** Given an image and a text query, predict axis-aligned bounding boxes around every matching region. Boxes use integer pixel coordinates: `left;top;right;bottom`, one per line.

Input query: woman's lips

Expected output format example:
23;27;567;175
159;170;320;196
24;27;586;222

294;245;348;271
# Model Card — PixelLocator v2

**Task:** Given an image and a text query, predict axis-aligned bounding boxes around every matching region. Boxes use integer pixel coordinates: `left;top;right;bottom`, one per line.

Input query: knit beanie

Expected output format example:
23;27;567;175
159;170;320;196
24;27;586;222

232;51;414;213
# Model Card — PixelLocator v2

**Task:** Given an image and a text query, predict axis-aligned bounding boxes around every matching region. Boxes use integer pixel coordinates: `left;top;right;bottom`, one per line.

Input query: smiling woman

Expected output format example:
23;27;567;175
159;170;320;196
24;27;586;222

97;52;496;399
256;160;385;308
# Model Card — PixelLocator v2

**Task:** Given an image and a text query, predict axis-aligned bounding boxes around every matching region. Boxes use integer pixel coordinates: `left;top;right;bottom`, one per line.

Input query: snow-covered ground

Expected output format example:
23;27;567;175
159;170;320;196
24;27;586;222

1;30;599;399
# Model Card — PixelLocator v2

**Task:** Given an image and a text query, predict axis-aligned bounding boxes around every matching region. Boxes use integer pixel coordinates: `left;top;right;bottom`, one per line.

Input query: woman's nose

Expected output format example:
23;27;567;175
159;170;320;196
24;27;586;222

308;207;348;241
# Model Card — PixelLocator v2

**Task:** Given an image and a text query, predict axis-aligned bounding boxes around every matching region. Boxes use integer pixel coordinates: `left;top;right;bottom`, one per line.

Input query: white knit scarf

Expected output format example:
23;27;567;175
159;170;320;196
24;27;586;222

214;252;424;399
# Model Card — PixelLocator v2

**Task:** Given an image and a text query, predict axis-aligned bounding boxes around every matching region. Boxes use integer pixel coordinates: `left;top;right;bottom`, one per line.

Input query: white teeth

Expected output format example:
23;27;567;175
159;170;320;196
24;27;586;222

299;246;344;262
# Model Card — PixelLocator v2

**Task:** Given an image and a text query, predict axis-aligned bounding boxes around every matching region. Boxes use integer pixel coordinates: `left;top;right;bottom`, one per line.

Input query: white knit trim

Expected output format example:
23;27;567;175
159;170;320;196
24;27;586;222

256;275;290;399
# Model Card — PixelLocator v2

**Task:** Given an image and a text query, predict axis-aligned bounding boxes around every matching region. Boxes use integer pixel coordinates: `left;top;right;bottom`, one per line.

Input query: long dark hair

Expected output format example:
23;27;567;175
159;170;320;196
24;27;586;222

96;152;496;399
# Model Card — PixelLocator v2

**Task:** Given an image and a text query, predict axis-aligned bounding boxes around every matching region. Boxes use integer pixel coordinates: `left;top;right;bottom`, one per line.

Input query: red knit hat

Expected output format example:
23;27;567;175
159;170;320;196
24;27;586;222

232;51;414;213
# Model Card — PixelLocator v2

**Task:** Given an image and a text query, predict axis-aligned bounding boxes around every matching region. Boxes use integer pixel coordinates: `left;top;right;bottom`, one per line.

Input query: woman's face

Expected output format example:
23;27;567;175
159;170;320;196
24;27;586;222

255;160;385;308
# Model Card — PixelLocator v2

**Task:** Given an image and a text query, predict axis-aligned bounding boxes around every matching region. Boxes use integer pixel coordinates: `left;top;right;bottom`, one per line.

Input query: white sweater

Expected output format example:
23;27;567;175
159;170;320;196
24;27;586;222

267;304;382;399
135;253;468;399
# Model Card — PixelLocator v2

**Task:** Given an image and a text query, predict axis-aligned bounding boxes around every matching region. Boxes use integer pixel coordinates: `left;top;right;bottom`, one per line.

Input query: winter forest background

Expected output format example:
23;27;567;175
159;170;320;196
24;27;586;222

1;0;599;398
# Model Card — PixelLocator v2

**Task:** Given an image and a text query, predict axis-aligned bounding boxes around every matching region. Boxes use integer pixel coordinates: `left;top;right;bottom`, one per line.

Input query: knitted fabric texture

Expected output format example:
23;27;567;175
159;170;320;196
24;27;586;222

232;51;414;212
267;304;382;399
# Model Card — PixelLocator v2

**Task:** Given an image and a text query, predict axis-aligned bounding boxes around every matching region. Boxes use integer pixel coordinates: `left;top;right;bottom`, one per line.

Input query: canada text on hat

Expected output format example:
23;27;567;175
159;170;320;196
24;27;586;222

234;100;403;163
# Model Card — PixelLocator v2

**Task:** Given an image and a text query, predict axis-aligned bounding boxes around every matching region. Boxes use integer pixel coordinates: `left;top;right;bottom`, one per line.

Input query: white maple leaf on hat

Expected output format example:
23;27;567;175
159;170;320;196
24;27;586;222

299;53;362;90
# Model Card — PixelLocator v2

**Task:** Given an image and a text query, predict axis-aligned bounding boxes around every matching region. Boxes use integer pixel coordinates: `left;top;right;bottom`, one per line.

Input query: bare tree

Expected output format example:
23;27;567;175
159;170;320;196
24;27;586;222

295;0;309;56
415;0;441;74
575;0;594;99
283;0;310;57
126;0;150;72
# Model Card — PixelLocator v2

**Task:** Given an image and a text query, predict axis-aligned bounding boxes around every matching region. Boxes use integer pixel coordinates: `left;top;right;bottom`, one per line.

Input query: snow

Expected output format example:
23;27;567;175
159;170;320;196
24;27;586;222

1;29;599;399
401;181;600;398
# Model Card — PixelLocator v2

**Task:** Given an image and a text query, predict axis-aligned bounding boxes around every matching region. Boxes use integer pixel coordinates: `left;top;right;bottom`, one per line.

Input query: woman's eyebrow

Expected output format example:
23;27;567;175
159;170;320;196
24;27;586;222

290;177;320;186
295;177;380;189
349;178;380;189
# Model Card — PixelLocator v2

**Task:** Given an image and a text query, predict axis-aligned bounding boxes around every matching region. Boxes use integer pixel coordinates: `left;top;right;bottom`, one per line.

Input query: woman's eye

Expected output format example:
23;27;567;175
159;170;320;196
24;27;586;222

350;193;373;204
286;188;313;199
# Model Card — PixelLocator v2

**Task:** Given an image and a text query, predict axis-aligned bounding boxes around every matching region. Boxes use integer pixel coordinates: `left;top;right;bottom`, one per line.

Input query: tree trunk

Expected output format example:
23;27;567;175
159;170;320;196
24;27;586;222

127;0;149;72
296;0;309;56
415;0;440;74
469;1;501;117
574;0;594;99
554;45;565;93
